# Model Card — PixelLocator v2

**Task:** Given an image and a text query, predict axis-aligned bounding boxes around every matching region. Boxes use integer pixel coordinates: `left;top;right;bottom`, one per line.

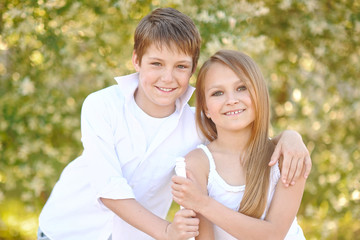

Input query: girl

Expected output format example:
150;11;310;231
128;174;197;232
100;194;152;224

172;50;306;239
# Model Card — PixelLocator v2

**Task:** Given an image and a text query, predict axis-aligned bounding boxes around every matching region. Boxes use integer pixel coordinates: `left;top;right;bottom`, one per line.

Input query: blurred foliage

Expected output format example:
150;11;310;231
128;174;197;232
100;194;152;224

1;0;359;239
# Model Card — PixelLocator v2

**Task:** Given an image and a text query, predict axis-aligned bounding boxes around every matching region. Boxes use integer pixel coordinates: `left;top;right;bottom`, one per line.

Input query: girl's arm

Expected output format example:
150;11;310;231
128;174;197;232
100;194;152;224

172;167;306;240
195;213;214;240
174;149;215;240
270;130;312;187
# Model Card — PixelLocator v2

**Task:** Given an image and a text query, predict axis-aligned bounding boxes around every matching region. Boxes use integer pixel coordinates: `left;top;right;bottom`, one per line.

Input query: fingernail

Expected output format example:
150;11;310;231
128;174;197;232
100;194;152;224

291;181;295;185
304;175;308;179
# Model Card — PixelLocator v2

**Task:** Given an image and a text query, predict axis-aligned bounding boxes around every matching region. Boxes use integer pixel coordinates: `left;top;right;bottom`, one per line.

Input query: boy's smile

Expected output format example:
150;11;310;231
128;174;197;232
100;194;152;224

133;43;193;118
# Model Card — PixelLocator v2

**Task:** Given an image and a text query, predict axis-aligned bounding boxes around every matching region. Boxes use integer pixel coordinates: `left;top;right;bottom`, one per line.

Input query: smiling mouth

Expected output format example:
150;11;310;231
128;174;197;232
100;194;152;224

156;86;176;92
224;109;245;116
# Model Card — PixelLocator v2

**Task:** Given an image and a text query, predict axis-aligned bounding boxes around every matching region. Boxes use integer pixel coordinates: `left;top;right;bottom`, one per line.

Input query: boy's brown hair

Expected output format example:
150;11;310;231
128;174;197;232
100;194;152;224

134;8;201;72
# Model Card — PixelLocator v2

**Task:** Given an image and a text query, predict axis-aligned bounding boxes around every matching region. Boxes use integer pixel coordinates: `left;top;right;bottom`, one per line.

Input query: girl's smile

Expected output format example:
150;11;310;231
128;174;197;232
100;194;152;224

223;109;245;116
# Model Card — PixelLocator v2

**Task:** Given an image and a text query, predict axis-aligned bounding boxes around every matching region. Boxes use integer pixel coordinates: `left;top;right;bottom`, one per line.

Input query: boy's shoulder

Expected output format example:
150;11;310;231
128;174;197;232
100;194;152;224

87;73;138;102
85;85;124;103
89;85;121;97
82;85;126;114
183;104;195;114
178;104;197;126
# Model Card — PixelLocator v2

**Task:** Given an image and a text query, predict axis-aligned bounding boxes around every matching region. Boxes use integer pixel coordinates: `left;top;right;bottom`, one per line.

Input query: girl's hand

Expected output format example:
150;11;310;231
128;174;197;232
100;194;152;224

171;172;207;212
269;130;312;187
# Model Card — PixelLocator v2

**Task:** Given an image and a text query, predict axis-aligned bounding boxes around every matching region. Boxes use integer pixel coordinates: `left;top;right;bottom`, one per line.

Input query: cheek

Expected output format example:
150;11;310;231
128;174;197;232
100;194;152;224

178;71;192;84
180;77;190;87
138;73;148;88
205;99;220;115
139;70;156;85
243;92;253;106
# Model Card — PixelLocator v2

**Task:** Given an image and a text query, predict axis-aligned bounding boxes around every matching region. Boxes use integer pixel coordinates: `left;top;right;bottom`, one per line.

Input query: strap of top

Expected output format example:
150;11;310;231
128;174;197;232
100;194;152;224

197;144;216;171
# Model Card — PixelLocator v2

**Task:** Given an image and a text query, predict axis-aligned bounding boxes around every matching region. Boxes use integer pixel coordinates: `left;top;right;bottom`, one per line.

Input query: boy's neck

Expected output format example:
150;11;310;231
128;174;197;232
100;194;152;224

134;89;176;118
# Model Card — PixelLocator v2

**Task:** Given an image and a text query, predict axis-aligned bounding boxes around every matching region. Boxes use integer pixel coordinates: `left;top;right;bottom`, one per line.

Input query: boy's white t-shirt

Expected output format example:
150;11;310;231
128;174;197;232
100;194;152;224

129;96;173;150
38;73;203;240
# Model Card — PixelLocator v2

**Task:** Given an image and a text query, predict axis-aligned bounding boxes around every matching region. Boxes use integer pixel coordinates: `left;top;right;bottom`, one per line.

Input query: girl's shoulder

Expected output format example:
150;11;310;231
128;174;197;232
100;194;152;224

184;146;210;185
185;146;209;168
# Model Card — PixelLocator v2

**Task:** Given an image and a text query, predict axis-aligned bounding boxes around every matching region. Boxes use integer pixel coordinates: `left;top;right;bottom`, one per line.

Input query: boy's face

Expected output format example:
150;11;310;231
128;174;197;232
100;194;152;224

133;43;193;117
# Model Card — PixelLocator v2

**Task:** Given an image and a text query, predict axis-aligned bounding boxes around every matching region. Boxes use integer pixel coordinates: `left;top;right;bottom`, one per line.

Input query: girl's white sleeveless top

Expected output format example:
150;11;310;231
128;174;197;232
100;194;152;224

198;144;306;240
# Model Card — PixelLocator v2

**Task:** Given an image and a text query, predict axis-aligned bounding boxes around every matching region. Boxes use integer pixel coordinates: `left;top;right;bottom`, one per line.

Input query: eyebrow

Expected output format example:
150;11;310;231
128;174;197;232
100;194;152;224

147;57;192;64
207;79;244;90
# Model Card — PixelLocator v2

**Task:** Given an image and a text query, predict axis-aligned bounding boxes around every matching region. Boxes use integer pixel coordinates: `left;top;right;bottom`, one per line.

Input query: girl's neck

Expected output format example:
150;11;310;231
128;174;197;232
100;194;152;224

211;127;252;155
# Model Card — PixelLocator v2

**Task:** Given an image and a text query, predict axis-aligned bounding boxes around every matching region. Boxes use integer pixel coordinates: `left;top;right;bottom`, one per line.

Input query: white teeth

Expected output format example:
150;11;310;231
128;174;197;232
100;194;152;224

225;110;244;115
158;87;173;92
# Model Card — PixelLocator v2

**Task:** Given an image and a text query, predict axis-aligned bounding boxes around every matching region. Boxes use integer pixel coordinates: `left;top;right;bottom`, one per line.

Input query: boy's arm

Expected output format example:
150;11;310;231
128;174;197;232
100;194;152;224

82;96;200;239
269;130;312;187
100;198;199;240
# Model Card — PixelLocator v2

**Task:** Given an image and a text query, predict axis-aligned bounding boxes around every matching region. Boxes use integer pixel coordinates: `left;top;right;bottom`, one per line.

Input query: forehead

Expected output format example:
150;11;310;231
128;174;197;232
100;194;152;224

204;62;241;88
143;43;193;60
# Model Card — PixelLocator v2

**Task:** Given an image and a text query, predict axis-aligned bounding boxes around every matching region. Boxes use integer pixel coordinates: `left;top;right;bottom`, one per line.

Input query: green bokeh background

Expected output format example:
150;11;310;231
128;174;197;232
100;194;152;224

1;0;359;239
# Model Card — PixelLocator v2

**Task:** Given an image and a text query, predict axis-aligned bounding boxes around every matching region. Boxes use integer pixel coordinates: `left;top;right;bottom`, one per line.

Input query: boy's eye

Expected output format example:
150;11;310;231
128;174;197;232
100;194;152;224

237;86;247;91
178;64;189;69
211;91;223;96
151;62;161;66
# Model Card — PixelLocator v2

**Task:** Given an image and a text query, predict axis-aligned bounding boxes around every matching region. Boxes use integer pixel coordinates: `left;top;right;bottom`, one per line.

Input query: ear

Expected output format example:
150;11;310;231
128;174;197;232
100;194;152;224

132;50;140;72
204;107;211;118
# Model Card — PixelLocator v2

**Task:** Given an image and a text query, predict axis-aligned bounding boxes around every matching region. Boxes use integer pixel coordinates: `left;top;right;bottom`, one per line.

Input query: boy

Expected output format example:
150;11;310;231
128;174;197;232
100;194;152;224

38;8;311;240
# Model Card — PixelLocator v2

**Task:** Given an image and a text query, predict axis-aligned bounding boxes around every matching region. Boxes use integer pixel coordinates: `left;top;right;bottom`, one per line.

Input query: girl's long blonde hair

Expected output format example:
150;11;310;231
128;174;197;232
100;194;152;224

195;50;275;218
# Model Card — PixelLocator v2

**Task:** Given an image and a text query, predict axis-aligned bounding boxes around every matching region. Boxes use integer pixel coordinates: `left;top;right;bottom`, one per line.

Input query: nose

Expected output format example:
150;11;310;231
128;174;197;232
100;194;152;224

161;68;174;83
226;93;240;105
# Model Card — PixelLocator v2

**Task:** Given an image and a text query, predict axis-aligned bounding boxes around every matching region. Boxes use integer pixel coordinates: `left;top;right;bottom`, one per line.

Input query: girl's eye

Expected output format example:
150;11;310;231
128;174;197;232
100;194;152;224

151;62;161;66
212;91;223;96
237;86;247;91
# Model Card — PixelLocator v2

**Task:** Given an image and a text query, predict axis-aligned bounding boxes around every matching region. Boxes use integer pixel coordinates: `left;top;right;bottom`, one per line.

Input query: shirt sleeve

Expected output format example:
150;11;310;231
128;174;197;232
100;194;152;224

80;92;135;207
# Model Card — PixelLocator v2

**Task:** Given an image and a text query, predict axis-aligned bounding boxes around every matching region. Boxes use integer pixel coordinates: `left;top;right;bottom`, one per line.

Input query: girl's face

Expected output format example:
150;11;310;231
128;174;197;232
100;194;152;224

203;62;255;133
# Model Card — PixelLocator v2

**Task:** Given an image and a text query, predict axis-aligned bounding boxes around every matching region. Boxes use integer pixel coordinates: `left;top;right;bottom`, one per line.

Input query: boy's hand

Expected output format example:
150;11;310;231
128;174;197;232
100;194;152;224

165;209;199;240
269;130;312;187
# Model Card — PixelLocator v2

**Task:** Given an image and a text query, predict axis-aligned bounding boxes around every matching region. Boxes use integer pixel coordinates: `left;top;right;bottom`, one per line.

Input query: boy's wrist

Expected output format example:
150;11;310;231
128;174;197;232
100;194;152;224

272;129;302;145
162;221;171;240
283;129;302;139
